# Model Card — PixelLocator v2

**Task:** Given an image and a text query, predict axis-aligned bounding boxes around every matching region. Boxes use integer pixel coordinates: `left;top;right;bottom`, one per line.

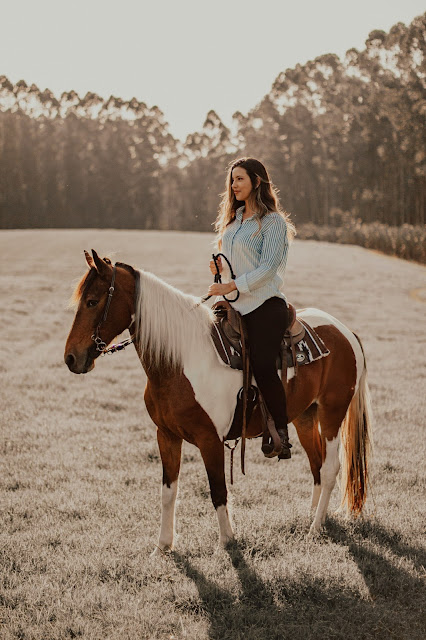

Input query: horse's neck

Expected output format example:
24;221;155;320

136;270;213;372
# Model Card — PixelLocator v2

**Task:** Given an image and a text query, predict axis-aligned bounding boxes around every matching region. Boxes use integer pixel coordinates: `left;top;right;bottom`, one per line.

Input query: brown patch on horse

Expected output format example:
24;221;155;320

144;372;228;508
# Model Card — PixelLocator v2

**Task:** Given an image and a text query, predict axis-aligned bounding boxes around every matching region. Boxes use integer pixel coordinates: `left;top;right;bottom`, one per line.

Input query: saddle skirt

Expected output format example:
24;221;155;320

211;301;330;372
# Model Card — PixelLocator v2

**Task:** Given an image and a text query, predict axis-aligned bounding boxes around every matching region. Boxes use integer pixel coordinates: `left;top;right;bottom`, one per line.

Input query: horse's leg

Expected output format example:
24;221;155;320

155;427;183;553
292;404;322;513
198;436;234;547
309;404;346;534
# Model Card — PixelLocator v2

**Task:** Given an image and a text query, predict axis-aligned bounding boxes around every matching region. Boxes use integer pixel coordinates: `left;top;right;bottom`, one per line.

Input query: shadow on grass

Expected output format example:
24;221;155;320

172;521;425;640
325;517;426;605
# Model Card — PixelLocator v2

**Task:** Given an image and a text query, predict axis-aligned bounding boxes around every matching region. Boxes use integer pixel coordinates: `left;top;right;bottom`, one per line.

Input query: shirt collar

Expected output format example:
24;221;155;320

235;206;258;222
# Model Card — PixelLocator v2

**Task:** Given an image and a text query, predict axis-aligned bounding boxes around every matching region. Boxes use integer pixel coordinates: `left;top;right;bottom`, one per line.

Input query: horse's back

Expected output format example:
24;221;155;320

297;307;365;390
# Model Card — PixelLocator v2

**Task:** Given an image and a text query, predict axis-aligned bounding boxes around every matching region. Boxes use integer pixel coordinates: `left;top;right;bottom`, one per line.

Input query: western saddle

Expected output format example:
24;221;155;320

211;300;306;374
210;300;306;474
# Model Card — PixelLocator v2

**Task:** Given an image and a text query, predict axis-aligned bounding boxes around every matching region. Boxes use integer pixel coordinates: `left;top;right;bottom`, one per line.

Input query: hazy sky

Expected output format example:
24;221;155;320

2;0;424;139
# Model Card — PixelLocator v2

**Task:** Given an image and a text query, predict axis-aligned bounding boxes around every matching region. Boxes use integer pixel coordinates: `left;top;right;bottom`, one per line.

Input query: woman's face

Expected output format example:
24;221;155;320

231;167;254;202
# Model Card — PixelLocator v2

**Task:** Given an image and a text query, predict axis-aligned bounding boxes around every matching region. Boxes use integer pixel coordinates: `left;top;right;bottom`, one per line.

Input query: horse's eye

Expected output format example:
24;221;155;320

87;299;98;308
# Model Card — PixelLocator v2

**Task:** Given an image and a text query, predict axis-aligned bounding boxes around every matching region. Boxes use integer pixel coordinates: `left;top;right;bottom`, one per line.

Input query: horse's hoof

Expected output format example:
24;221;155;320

151;544;172;557
219;535;235;548
307;524;322;539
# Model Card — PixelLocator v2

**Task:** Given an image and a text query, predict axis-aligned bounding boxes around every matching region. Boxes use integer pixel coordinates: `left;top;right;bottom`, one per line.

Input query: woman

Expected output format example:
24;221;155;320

208;157;295;458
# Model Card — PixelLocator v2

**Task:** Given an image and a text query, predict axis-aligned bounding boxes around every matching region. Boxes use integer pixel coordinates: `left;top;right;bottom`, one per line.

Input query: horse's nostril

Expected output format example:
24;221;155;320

65;353;76;369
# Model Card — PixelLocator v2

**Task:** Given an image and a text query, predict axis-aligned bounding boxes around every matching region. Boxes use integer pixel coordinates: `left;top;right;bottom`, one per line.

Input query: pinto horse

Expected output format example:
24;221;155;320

65;250;372;551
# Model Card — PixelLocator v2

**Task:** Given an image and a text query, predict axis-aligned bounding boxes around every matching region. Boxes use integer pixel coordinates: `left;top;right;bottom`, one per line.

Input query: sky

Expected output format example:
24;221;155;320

1;0;424;140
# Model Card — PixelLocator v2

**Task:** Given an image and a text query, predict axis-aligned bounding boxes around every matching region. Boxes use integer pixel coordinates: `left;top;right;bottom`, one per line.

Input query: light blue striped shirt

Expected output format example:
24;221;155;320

219;206;289;315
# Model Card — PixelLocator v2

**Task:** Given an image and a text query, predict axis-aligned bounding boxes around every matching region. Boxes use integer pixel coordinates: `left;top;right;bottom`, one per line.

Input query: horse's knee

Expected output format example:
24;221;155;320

210;486;228;509
320;436;340;487
198;438;227;509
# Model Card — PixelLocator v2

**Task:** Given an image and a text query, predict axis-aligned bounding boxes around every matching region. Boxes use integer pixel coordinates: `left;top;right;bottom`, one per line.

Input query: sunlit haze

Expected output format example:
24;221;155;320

2;0;424;140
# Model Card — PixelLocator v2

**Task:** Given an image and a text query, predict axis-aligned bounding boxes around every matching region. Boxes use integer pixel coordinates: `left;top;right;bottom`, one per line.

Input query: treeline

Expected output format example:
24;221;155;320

0;13;424;235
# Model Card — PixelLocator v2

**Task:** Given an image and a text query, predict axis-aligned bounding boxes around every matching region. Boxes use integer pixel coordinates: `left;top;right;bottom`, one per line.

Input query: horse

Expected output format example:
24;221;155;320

65;250;372;552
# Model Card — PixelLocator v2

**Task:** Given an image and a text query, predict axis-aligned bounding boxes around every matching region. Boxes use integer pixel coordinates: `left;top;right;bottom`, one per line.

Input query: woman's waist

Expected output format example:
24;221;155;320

221;288;287;315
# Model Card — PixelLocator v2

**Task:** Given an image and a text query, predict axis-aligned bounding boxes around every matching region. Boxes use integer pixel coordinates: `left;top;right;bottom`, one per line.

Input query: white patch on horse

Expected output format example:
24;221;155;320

216;504;234;546
135;270;214;370
184;354;242;440
158;481;178;551
134;270;242;441
286;367;295;381
298;308;364;390
311;483;321;512
310;435;340;533
278;367;295;381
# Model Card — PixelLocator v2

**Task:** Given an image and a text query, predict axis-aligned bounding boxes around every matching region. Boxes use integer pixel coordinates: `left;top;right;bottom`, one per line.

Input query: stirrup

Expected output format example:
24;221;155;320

261;439;283;458
262;428;292;459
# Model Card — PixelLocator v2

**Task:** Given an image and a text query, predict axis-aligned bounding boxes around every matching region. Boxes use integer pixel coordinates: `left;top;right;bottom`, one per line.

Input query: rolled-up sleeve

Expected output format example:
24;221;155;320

234;215;288;293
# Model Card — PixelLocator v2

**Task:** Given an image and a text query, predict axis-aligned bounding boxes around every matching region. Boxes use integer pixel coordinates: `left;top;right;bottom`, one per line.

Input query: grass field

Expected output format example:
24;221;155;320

1;230;425;640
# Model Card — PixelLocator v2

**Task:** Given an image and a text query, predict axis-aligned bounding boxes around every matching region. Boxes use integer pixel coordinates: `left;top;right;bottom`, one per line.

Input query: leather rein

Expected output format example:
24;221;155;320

199;253;240;305
91;263;134;356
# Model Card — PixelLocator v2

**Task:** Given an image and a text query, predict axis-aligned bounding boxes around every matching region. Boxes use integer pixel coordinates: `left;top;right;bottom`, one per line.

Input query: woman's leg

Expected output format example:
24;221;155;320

244;297;291;457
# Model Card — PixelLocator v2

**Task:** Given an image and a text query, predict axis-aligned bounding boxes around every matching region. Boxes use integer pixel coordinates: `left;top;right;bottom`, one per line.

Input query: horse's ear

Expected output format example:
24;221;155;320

91;249;112;278
84;250;94;268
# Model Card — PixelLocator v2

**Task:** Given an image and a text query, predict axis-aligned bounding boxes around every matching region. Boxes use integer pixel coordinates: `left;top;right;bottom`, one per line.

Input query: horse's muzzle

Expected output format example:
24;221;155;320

64;349;95;374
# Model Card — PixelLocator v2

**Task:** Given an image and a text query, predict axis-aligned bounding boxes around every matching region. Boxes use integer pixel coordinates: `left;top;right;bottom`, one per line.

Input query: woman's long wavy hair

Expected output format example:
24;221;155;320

215;157;296;245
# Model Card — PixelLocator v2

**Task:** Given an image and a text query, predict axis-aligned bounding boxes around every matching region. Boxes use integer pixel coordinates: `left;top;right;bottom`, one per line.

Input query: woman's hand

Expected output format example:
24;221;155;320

209;256;222;276
208;281;237;296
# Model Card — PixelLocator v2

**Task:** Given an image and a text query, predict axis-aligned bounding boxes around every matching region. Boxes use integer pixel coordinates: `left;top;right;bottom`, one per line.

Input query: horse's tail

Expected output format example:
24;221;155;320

339;334;373;515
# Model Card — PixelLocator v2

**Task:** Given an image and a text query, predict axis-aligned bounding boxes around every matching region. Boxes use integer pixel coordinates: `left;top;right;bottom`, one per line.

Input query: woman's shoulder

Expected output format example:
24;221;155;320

261;211;287;230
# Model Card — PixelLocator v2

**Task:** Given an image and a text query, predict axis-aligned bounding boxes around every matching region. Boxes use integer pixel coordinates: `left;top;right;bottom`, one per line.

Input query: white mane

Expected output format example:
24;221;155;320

134;269;214;369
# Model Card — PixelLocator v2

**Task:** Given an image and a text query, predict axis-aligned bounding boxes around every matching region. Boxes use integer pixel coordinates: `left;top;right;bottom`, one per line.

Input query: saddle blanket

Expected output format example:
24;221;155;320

286;318;330;368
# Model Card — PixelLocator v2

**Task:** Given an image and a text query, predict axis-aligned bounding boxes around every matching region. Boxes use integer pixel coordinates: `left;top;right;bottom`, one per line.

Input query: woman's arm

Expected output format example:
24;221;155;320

208;280;237;296
234;215;288;294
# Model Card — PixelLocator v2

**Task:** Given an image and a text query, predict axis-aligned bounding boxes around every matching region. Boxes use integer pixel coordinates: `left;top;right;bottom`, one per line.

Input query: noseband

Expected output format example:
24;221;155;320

91;263;134;355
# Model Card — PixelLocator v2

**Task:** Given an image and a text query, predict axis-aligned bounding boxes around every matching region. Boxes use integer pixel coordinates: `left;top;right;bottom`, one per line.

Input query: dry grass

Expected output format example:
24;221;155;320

1;230;425;640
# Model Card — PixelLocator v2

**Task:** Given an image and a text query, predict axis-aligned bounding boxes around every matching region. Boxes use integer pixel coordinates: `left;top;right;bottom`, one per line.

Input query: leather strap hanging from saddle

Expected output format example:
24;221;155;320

213;300;283;471
212;301;251;475
212;301;253;474
259;392;283;456
239;312;250;475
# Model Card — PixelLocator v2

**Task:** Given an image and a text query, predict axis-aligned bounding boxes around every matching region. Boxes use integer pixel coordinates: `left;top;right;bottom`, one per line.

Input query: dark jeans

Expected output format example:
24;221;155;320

244;297;289;430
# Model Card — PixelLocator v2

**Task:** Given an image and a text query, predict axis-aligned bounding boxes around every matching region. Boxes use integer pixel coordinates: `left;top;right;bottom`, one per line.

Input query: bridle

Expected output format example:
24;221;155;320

91;253;238;351
91;263;134;356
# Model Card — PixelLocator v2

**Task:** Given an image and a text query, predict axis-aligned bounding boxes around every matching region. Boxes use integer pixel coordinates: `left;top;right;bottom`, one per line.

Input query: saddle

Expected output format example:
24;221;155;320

211;300;299;466
211;301;307;374
211;301;330;470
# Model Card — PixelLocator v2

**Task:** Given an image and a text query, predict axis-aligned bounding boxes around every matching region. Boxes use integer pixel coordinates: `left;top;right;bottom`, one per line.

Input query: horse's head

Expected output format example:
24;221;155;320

64;250;136;374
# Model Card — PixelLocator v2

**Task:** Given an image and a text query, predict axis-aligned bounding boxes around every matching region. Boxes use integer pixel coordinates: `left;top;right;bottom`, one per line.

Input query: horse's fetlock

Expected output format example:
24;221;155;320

219;532;235;548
